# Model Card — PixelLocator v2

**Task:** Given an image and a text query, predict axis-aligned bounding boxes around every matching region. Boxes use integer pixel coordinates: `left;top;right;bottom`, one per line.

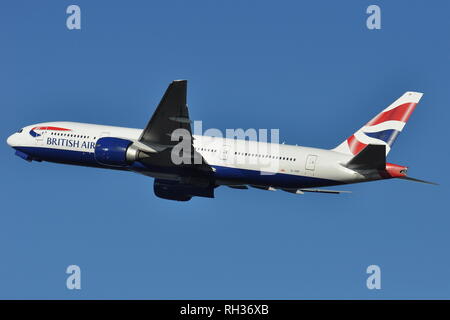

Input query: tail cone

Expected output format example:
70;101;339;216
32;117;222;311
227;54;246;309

385;163;408;178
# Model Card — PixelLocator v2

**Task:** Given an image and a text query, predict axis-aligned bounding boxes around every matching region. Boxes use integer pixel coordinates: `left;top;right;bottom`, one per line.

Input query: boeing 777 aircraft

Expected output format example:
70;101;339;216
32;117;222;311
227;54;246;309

7;80;435;201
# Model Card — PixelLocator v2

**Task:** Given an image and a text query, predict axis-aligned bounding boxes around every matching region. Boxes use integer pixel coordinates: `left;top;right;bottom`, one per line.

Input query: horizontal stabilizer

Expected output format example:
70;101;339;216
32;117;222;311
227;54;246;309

398;176;438;185
346;144;386;170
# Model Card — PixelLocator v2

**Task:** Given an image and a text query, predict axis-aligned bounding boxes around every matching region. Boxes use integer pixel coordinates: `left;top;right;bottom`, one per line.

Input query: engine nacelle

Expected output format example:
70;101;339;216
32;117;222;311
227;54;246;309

94;137;140;166
153;179;214;201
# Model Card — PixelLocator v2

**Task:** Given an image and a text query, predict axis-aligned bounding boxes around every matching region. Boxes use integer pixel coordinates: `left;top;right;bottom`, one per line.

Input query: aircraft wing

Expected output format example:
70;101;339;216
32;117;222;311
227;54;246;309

225;184;350;194
282;188;351;194
139;80;191;147
135;80;212;175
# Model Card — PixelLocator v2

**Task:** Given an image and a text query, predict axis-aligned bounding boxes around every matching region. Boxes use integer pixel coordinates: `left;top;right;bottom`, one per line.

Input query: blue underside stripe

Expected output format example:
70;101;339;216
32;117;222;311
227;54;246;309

14;146;341;188
212;165;339;188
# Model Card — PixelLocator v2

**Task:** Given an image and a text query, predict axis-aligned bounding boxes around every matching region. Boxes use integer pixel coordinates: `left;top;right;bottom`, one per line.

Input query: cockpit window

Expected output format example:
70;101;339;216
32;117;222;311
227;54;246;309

17;128;23;133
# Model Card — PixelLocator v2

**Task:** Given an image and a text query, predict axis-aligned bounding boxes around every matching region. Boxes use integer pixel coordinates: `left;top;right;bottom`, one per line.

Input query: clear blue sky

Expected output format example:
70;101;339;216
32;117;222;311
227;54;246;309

0;0;448;299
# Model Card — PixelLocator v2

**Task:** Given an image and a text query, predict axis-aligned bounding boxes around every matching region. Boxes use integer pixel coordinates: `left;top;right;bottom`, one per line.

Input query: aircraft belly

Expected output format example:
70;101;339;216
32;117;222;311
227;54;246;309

212;165;342;188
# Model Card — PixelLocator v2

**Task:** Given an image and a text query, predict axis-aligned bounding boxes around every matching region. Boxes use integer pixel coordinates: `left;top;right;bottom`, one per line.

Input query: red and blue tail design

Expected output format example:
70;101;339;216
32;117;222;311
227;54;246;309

333;92;423;156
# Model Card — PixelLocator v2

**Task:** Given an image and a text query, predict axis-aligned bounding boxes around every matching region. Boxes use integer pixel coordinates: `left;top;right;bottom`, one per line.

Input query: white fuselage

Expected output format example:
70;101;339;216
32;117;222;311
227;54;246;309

7;121;370;189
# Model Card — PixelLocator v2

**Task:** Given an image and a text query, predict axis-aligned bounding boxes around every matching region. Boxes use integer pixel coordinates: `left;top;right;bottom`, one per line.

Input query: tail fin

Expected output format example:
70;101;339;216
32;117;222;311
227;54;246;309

333;92;423;156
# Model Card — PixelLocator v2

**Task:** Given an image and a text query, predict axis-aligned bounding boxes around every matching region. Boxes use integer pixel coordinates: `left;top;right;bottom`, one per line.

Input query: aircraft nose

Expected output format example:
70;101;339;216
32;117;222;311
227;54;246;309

7;133;17;147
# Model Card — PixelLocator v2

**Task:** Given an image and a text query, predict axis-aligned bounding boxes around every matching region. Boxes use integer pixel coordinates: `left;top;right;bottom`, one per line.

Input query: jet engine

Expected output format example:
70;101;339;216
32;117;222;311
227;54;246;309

153;179;214;201
94;137;142;166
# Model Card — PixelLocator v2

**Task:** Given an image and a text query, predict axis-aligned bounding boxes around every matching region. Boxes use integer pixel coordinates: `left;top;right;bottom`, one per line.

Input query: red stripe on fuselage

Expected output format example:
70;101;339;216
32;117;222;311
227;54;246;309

31;126;72;131
367;103;417;126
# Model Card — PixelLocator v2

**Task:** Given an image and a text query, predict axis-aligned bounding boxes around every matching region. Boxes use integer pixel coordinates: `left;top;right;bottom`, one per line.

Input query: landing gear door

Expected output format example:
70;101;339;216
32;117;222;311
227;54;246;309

305;154;318;176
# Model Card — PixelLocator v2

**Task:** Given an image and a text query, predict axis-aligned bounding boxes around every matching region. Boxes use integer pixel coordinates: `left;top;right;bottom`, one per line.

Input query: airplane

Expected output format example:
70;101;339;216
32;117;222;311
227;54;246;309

6;80;436;201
